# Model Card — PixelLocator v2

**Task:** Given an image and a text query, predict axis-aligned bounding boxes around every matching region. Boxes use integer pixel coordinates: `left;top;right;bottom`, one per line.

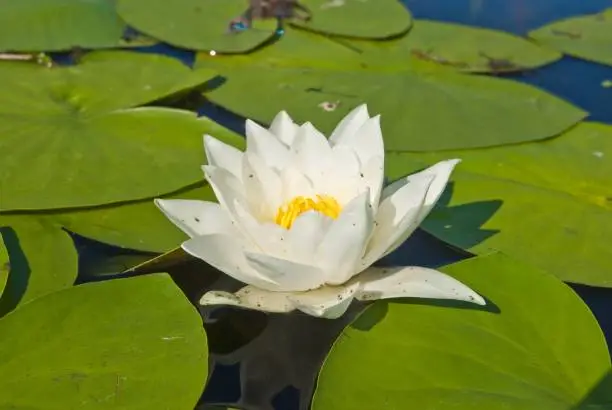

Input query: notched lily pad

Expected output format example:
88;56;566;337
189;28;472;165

529;8;612;67
350;20;562;73
0;273;209;409
386;122;612;287
117;0;278;52
291;0;412;39
0;51;247;211
0;0;155;52
314;253;611;409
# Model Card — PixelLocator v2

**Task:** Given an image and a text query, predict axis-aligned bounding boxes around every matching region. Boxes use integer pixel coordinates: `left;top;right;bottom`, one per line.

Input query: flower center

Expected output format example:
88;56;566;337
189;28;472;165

275;195;341;229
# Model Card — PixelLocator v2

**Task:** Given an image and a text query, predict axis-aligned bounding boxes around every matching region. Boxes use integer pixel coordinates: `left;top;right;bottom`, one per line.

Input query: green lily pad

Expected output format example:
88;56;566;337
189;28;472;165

291;0;411;39
349;19;561;73
386;122;612;287
198;30;585;151
56;183;218;253
313;253;611;410
0;216;78;316
117;0;277;53
0;0;155;52
0;273;208;409
529;8;612;67
0;51;247;211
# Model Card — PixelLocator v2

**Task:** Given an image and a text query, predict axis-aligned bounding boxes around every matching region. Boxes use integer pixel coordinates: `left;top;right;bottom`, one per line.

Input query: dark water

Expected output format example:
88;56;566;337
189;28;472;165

69;0;612;408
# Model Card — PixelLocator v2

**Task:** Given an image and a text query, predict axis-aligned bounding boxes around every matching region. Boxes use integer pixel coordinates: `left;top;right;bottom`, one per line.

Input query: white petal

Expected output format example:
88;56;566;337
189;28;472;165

279;166;315;203
269;110;299;146
202;165;250;233
381;159;460;256
334;115;384;169
242;153;283;220
245;252;327;292
320;146;362;205
290;122;332;186
317;191;373;285
355;266;485;305
285;211;332;264
154;199;234;238
182;234;280;291
289;282;361;319
203;134;243;180
361;174;433;268
245;119;289;169
329;104;370;145
199;287;295;313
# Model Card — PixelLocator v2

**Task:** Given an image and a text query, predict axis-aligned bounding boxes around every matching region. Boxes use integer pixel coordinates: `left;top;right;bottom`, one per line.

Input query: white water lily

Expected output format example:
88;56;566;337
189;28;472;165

155;105;485;319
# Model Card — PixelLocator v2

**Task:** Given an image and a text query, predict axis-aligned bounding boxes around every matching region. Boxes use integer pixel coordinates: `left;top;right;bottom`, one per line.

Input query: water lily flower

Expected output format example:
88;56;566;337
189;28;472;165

155;105;485;319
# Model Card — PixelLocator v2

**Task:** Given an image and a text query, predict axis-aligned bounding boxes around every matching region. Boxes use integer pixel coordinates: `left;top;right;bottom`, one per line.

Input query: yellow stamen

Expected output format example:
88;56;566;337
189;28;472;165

275;195;342;229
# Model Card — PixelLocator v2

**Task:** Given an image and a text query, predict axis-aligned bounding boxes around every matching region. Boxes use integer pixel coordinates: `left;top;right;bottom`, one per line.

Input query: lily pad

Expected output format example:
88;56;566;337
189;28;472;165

56;184;218;253
350;19;561;73
198;30;586;151
386;122;612;287
116;0;277;53
0;216;78;316
529;8;612;67
0;0;155;52
0;273;208;409
291;0;411;39
313;253;611;409
0;51;247;211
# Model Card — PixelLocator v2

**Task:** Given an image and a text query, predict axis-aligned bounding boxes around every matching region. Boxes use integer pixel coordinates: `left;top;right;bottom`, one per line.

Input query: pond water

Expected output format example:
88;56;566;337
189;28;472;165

62;0;612;408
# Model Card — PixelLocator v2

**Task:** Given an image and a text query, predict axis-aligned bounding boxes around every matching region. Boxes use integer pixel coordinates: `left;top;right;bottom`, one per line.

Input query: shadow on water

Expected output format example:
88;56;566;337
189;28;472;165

0;227;29;317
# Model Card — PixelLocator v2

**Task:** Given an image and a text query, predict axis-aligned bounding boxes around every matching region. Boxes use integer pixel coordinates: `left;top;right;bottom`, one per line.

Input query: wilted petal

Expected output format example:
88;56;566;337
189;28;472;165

245;251;327;292
381;159;460;256
199;287;295;313
355;266;485;305
329;104;370;145
245;119;290;169
203;134;243;180
182;234;280;291
269;110;299;146
289;282;361;319
154;199;233;238
317;191;373;285
361;174;433;268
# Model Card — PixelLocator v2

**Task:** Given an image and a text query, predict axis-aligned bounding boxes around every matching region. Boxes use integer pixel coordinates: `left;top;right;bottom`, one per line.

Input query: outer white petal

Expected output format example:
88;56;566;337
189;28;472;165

242;152;283;220
381;159;460;256
182;234;280;291
354;266;485;305
154;199;233;238
203;134;243;180
199;287;294;313
198;283;361;319
245;119;289;169
289;282;361;319
361;175;433;268
269;110;299;146
317;191;373;285
244;252;327;292
329;104;370;145
290;122;332;187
